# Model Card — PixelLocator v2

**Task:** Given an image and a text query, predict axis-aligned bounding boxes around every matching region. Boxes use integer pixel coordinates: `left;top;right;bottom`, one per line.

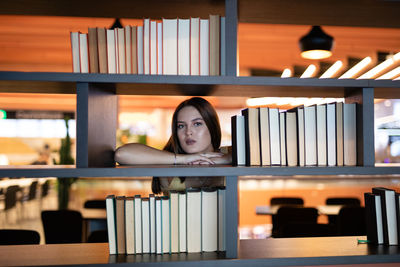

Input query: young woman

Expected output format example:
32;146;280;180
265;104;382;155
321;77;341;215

114;97;231;194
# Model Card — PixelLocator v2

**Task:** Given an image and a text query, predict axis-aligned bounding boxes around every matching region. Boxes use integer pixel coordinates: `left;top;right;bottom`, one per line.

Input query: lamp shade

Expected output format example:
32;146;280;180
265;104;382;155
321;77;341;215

299;26;334;60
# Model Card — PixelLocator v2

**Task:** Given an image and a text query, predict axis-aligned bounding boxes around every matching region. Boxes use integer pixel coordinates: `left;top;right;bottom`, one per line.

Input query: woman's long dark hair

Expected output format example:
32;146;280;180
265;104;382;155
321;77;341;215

152;97;221;194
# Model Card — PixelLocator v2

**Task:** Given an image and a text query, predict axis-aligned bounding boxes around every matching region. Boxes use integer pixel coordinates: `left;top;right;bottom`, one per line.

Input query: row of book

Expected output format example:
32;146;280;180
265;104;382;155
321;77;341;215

365;187;400;246
70;15;226;75
106;187;226;255
231;102;357;166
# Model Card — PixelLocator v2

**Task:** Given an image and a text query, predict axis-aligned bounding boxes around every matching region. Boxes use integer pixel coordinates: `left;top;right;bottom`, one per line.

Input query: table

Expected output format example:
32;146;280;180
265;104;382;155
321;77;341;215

255;205;344;216
81;208;107;241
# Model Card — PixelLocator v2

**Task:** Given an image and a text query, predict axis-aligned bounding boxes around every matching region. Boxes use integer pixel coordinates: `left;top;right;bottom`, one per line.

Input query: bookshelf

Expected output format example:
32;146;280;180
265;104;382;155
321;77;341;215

0;0;400;264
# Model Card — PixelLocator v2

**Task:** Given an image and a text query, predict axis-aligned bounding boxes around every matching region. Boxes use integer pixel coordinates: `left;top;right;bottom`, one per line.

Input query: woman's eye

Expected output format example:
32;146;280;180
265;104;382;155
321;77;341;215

194;122;203;127
177;124;184;129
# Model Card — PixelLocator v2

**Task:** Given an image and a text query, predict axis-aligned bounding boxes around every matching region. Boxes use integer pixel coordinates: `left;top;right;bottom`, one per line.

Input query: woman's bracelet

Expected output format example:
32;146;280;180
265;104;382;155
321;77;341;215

174;153;177;165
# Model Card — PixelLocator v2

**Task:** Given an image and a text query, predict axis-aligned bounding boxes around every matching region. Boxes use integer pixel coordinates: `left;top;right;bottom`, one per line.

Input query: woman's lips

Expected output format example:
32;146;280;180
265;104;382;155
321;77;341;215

185;139;196;145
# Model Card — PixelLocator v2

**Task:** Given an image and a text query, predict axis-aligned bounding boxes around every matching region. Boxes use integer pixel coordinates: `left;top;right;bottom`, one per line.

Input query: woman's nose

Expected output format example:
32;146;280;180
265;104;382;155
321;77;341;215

186;126;193;135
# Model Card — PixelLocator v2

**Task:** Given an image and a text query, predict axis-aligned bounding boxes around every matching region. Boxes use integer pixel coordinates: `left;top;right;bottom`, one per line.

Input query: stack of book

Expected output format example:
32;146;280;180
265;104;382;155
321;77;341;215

70;15;226;76
106;187;226;255
365;187;400;246
231;102;357;166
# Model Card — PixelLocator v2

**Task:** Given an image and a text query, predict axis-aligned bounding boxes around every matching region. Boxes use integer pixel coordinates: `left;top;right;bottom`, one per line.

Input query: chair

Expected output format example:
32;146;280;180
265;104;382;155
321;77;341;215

273;206;319;238
270;197;304;206
41;180;50;198
3;185;21;223
41;210;83;244
20;181;38;218
279;223;337;238
325;197;361;228
87;229;108;243
84;199;106;209
337;206;366;236
0;229;40;245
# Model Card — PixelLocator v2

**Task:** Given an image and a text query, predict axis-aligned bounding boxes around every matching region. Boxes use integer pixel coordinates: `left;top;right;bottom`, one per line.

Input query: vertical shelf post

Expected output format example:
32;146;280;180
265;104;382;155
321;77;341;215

225;175;238;258
225;0;238;77
345;87;375;166
76;82;118;167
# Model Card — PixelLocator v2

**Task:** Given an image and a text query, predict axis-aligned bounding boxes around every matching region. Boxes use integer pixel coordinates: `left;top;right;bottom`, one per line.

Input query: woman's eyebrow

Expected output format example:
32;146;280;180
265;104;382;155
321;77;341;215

191;118;204;122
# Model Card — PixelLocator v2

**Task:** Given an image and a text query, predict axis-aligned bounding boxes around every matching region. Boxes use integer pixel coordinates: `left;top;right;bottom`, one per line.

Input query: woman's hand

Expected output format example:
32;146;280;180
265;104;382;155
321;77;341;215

177;152;224;165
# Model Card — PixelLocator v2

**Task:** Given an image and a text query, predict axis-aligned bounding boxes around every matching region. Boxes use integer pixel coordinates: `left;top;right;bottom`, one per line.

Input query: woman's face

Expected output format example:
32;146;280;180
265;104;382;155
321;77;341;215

176;106;214;154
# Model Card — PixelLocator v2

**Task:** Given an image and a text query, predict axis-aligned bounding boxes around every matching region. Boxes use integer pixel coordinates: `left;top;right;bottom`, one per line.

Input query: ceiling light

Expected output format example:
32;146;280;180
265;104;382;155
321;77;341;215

320;60;343;79
376;66;400;80
300;64;317;78
339;57;372;79
358;52;400;79
281;68;292;78
299;26;334;60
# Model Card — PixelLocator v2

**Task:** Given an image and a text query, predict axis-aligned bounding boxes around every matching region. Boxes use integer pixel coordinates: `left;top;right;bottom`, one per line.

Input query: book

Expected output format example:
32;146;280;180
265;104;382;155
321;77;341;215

155;197;162;254
88;28;99;73
343;103;357;166
259;107;271;166
364;192;384;244
117;28;126;74
336;102;344;166
297;106;305;166
269;108;281;166
326;103;336;166
161;196;170;253
170;190;179;253
70;32;80;73
97;27;108;74
396;193;400;243
114;29;119;73
106;29;117;74
125;197;135;254
79;33;89;73
162;18;178;75
372;187;398;245
187;188;201;253
124;25;132;74
279;112;287;166
190;18;200;75
157;22;162;75
316;104;327;166
202;188;218;252
199;19;209;76
106;195;117;254
115;196;126;254
178;19;190;75
231;115;246;166
218;186;226;251
149;194;156;254
142;197;150;253
304;105;317;166
209;14;220;76
150;21;157;75
131;26;138;74
143;19;150;75
137;26;144;74
242;108;261;166
178;191;187;252
220;17;226;76
134;195;142;253
286;111;298;166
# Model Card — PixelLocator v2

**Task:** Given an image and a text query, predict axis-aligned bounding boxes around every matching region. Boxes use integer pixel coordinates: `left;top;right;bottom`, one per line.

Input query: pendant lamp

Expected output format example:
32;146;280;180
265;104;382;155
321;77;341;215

110;18;123;29
299;26;334;60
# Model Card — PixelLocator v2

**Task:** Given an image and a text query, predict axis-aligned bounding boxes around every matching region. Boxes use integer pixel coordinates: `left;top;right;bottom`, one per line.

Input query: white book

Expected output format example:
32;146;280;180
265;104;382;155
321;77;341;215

336;102;344;166
317;104;327;166
143;18;150;75
190;18;200;75
106;29;116;74
117;28;126;74
304;105;317;166
297;106;305;166
70;32;80;73
137;26;144;75
269;108;281;165
157;22;162;75
202;188;218;252
79;33;89;73
178;19;190;75
142;198;150;253
326;103;336;166
125;197;135;254
170;191;179;253
187;188;201;253
134;195;142;254
178;192;187;252
161;196;170;253
376;195;384;245
279;112;287;166
114;29;119;73
162;19;178;75
344;103;357;166
150;21;157;75
124;26;132;74
259;107;271;166
155;197;162;254
199;19;209;76
149;194;156;254
218;187;226;251
106;195;117;254
220;17;226;76
231;115;246;166
286;111;298;167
